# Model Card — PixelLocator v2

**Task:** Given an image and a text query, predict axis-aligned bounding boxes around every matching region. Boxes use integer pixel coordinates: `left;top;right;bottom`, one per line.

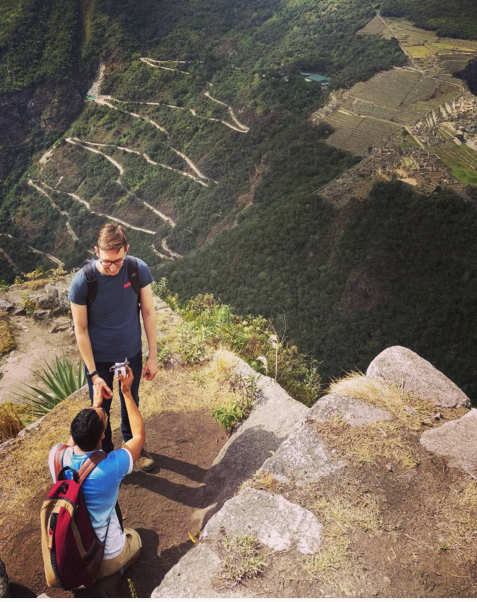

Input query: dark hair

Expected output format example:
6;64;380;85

71;409;104;452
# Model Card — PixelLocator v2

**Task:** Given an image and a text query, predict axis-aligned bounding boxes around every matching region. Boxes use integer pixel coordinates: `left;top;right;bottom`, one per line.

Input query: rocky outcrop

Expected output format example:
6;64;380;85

151;345;475;598
420;409;477;473
153;489;323;598
309;393;393;426
191;351;308;521
366;346;470;408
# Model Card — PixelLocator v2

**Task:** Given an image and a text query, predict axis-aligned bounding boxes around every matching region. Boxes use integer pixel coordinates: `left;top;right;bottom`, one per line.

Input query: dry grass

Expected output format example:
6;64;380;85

238;471;281;495
219;534;267;585
0;310;15;356
0;404;23;443
304;480;383;591
436;480;477;555
328;372;467;431
316;416;419;468
0;353;236;522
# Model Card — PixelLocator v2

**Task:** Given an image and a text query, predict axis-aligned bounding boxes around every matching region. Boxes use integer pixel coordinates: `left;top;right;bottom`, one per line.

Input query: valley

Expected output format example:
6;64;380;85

1;0;477;400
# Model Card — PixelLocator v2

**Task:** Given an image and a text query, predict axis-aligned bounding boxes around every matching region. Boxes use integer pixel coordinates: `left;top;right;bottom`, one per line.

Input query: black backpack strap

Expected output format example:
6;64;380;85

127;255;141;313
83;259;97;309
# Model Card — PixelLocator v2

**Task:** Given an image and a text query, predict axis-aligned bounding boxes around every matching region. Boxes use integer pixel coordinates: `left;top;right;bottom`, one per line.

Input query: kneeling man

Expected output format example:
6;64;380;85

48;366;143;579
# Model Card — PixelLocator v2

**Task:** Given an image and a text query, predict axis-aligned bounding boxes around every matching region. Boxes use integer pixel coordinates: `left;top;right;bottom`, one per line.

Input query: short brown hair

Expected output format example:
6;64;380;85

97;224;128;251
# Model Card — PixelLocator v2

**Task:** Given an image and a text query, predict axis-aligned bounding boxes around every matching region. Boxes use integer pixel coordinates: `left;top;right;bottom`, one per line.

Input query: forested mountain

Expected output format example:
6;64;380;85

1;0;477;397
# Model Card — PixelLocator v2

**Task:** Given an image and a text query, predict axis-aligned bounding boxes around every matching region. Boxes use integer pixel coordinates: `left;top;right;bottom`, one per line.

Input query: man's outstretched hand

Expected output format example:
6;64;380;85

118;365;134;393
142;357;158;381
91;376;113;403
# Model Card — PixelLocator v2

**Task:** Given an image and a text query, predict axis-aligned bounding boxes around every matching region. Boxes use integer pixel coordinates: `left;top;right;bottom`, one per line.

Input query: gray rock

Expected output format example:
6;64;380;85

33;309;51;321
68;384;89;401
50;319;71;334
420;409;477;472
366;346;470;408
0;297;13;312
36;284;69;315
12;307;26;317
259;422;344;486
309;393;392;426
0;559;8;598
202;488;322;555
193;353;308;522
151;545;242;599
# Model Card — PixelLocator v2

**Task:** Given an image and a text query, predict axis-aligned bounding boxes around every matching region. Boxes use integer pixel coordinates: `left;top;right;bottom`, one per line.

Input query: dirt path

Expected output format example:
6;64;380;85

140;57;195;76
28;180;79;242
70;138;208;188
91;98;211;181
0;299;78;407
40;179;157;236
0;410;226;597
204;91;249;133
1;233;62;267
161;237;183;260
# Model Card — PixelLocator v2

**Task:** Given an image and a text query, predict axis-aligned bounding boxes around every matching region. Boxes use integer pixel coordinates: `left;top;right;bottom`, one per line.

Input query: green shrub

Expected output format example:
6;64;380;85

212;374;260;432
16;356;86;419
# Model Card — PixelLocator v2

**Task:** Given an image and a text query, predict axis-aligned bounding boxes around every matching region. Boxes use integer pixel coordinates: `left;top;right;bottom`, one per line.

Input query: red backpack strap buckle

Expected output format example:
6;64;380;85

54;444;70;482
78;451;106;485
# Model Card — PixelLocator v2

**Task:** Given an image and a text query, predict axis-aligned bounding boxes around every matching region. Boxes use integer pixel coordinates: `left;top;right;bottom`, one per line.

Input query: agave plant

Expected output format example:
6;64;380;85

16;356;86;419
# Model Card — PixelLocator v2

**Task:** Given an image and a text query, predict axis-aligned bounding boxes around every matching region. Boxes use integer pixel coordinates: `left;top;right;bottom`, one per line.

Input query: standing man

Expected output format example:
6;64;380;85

69;224;157;471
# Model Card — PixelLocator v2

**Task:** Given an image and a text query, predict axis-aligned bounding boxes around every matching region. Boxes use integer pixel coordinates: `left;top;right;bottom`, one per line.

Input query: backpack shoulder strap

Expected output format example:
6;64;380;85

54;444;70;481
127;256;140;298
83;259;97;308
78;451;107;486
127;255;141;313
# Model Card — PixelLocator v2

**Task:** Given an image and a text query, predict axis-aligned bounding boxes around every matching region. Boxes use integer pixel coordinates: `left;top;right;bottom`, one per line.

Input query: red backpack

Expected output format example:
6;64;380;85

40;445;107;590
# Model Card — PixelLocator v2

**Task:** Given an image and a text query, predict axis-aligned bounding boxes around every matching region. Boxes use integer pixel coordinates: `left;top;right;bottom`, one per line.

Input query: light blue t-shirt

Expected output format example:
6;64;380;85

48;445;133;559
68;257;153;363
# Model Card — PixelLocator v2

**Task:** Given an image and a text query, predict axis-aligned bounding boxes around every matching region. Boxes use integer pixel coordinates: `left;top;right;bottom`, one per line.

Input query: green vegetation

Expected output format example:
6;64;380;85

381;0;477;40
212;374;260;432
162;181;477;400
152;284;322;405
16;356;86;419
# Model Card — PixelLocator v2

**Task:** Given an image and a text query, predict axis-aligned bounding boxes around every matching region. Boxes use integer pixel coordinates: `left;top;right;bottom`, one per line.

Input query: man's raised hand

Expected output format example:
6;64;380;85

118;365;134;393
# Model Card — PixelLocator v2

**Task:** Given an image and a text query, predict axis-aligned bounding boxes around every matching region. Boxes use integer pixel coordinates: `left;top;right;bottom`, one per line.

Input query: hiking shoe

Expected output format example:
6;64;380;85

136;447;156;472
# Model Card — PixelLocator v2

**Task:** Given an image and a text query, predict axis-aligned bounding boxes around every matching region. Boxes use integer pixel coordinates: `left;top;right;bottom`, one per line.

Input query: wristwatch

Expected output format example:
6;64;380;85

88;370;98;379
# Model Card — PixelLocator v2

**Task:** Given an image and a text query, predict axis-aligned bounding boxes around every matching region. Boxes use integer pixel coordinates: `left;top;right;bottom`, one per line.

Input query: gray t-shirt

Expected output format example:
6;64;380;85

68;258;153;363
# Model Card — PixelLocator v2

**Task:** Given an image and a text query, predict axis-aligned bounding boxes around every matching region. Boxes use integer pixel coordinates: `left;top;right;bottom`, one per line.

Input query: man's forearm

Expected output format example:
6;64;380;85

75;330;96;374
142;312;157;359
123;390;145;441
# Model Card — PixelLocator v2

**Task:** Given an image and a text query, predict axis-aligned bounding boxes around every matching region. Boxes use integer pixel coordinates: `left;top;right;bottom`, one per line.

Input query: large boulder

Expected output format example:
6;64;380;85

36;283;69;315
366;346;470;408
420;409;477;472
309;393;392;426
259;422;344;486
201;488;322;555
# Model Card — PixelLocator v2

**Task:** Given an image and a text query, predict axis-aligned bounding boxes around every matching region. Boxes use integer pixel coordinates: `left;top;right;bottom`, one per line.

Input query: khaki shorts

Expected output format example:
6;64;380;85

98;528;142;579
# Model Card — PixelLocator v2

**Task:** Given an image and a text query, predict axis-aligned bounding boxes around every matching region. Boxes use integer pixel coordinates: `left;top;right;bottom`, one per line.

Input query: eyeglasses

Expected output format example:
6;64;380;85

98;253;127;267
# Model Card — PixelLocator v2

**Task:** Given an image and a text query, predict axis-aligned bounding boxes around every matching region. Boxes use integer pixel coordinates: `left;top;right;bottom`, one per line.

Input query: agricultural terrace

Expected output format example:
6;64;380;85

323;69;459;155
435;127;477;187
385;19;477;74
357;16;393;40
325;112;401;155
